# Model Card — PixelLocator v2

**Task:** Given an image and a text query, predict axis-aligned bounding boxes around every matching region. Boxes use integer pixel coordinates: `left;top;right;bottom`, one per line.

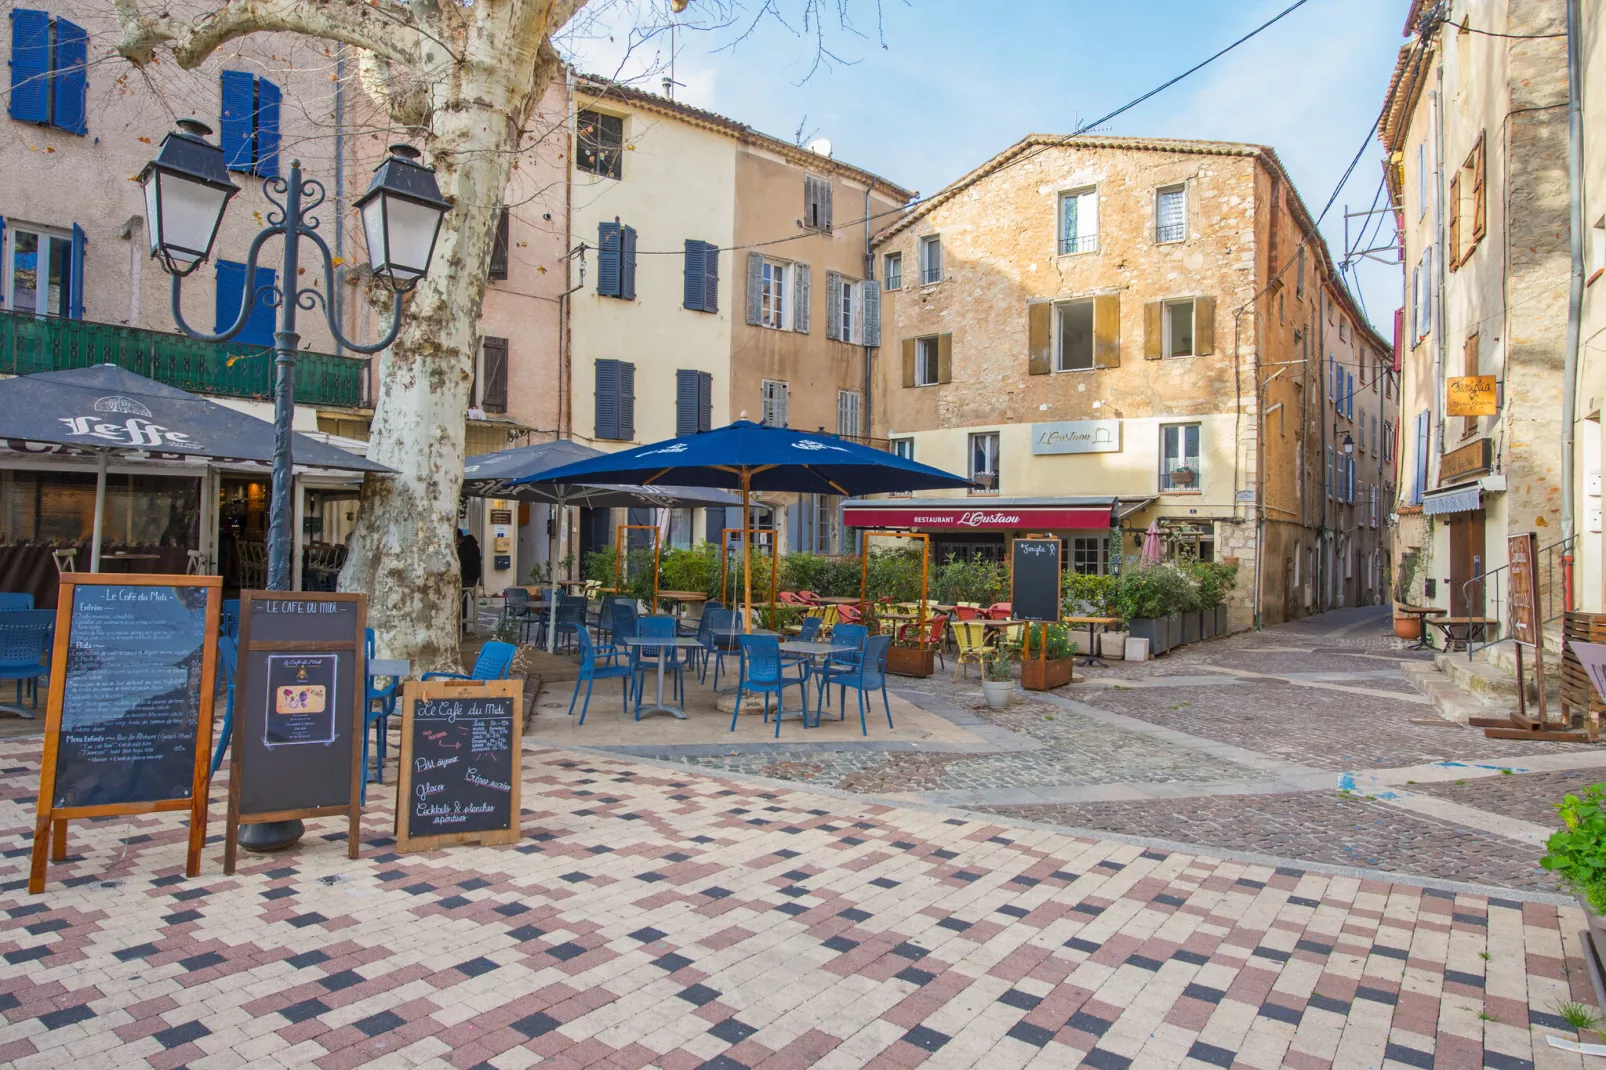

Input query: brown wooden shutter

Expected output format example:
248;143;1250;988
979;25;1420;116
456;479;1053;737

1093;294;1120;368
481;336;508;413
1447;173;1461;271
1143;300;1164;360
1471;135;1486;242
902;338;916;388
488;207;510;281
937;333;953;384
1027;301;1052;375
1194;296;1216;356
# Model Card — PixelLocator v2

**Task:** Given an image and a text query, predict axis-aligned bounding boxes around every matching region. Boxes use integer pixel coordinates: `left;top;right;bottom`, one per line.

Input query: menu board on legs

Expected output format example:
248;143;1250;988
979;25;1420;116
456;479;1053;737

394;678;522;852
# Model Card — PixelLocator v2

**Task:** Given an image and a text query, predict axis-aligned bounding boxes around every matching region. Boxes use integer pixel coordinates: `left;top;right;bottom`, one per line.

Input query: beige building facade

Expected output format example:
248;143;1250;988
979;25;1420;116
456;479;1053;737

868;136;1395;629
1576;0;1606;615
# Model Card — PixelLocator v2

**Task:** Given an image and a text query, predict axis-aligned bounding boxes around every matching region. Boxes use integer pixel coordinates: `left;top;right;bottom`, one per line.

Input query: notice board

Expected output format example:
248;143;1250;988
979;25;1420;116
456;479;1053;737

224;591;365;874
394;678;522;852
1010;537;1063;624
30;574;220;893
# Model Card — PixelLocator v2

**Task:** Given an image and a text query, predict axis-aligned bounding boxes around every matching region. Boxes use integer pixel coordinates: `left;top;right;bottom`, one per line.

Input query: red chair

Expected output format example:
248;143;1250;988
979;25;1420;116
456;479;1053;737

836;603;862;625
778;591;808;605
985;602;1012;620
797;590;823;605
898;613;949;668
953;605;981;621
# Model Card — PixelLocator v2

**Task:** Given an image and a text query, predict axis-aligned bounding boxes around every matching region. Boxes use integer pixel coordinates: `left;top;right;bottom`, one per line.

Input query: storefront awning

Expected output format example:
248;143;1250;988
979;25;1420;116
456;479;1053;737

842;498;1115;531
1422;483;1482;516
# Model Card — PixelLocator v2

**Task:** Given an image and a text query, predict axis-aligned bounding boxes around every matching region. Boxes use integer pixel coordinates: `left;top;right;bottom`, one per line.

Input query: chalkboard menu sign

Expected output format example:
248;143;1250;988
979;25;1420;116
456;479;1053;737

1011;537;1063;624
395;678;522;852
225;592;364;875
30;574;221;894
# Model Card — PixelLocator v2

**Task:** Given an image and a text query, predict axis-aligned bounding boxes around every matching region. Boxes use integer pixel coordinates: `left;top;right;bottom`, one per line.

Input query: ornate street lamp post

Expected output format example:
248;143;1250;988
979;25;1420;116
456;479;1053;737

140;121;449;590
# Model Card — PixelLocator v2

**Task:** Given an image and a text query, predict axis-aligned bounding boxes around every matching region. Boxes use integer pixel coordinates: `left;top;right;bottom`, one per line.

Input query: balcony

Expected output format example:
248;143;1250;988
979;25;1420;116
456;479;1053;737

0;310;371;409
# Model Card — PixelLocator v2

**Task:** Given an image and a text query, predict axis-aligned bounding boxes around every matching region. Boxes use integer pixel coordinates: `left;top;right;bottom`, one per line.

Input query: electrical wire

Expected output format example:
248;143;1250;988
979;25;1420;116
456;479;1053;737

1456;24;1565;39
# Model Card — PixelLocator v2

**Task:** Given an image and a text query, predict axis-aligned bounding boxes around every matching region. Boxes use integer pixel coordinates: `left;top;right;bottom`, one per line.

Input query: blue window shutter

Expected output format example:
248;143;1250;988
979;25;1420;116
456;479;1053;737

594;359;618;439
220;71;255;172
683;241;703;311
8;9;49;124
618;361;635;439
596;223;621;297
255;77;281;177
702;242;718;313
51;17;86;135
676;369;697;435
215;260;246;334
697;370;712;432
241;265;277;346
68;223;85;320
620;225;637;300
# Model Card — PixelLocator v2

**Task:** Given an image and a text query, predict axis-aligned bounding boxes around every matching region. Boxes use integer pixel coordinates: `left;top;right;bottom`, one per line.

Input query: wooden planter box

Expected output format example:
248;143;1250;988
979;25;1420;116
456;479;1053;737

1021;656;1074;691
886;645;934;677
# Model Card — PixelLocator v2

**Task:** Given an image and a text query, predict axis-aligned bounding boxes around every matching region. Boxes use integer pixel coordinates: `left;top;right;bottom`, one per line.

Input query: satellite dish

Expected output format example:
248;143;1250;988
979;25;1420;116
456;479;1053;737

806;137;833;158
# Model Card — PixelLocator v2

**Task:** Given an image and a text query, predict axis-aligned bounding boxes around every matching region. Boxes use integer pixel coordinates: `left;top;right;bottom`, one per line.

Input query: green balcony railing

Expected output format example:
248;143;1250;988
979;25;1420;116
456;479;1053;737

0;310;371;409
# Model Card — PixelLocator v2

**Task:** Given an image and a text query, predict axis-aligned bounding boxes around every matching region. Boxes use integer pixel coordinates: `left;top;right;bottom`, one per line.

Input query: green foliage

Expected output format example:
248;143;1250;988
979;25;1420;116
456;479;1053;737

582;547;616;585
930;553;1009;606
983;651;1014;682
1063;572;1118;616
864;547;926;603
659;544;720;600
1184;561;1239;610
1555;1000;1603;1034
1113;564;1196;622
527;561;551;586
1023;623;1076;660
1541;784;1606;913
781;552;862;598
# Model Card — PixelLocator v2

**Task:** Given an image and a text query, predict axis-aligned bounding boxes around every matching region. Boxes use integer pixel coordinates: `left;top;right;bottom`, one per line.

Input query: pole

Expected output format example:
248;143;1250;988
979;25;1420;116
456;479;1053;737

547;499;564;654
90;450;107;572
1561;0;1583;610
266;161;303;592
741;470;752;634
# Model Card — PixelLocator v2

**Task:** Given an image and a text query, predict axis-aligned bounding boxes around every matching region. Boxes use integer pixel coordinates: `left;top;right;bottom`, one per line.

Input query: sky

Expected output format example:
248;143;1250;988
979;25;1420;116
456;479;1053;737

561;0;1410;334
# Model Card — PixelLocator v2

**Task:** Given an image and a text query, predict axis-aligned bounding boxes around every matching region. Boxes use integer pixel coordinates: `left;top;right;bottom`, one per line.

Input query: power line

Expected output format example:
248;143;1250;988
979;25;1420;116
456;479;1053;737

1457;24;1565;39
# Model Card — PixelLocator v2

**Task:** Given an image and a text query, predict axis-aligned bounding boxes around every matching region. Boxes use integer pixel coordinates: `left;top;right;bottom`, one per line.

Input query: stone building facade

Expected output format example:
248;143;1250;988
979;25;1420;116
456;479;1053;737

1381;0;1571;626
869;136;1395;629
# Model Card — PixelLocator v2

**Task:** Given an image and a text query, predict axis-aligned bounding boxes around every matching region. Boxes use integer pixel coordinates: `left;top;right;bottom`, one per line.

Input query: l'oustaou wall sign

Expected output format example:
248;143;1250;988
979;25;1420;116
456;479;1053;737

1031;420;1120;455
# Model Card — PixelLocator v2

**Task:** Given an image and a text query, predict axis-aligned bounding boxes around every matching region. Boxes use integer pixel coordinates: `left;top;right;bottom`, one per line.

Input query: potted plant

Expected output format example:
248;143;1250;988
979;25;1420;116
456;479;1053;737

981;650;1014;708
1168;465;1196;487
885;629;935;677
1542;783;1606;946
1393;550;1424;640
1020;623;1076;691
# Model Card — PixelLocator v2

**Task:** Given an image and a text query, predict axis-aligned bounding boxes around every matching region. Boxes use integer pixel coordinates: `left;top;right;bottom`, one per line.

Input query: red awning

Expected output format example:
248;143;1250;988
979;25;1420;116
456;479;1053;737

842;504;1113;531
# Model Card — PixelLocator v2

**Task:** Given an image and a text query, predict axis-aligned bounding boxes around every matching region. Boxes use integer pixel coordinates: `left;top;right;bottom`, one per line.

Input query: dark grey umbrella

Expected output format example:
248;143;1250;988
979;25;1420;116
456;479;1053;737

0;364;392;570
463;438;739;651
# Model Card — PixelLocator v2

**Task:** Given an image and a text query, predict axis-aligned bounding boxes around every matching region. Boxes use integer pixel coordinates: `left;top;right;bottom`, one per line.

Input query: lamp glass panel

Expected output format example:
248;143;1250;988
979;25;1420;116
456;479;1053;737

156;171;228;264
360;196;387;270
143;178;162;257
381;194;441;279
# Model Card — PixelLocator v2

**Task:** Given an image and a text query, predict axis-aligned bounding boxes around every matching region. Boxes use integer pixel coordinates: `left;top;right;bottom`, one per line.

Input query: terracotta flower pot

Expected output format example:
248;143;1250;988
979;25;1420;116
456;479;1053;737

1393;612;1421;641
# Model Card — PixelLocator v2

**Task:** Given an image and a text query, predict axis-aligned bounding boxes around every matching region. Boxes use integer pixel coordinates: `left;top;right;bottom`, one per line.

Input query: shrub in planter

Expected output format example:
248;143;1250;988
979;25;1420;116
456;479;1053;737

1063;572;1118;619
885;628;935;677
1020;623;1076;690
1543;784;1606;935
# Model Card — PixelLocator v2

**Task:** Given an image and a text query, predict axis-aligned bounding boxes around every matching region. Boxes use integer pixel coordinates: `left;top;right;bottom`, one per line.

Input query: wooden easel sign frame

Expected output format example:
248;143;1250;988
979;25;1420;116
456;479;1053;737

224;591;366;875
30;573;221;894
394;678;523;853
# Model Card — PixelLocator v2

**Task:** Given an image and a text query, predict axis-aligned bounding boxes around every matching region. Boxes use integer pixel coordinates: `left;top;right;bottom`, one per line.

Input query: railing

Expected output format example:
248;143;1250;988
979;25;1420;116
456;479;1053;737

1462;534;1575;659
1156;222;1185;243
1059;234;1098;255
0;310;371;408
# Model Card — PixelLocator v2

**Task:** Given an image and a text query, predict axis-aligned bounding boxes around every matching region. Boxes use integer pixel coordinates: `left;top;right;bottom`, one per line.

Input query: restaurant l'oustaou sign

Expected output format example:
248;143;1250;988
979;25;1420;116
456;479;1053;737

841;505;1113;530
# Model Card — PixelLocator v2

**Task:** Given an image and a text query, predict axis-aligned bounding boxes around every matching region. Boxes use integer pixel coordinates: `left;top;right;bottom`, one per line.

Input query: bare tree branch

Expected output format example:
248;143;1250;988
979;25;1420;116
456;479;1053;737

113;0;422;69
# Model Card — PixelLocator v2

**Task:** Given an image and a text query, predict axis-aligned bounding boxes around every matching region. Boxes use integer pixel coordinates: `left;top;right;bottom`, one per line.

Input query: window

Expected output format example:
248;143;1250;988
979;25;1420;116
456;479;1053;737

594;359;635;441
837;390;862;439
1161;423;1201;491
683;239;719;313
488;207;510;281
1059;188;1098;255
220;70;281;178
596;221;637;299
1056;299;1095;371
1383;419;1393;463
1339;317;1348;342
969;432;1000;492
890;438;913;461
1413;247;1433;341
1417;141;1428;220
759;259;787;328
475;336;509;413
919;235;942;285
1156;185;1185;243
827;272;864;343
1296;246;1305;298
794;494;840;554
761;379;789;427
804;174;833;231
577;109;623;179
7;10;85;134
884;252;902;291
214;259;277;346
1165;299;1194;357
1071;536;1106;576
912;335;943;386
1411;409;1430;504
667;508;694;550
839;275;854;340
2;221;81;318
675;369;713;435
1326;445;1334;501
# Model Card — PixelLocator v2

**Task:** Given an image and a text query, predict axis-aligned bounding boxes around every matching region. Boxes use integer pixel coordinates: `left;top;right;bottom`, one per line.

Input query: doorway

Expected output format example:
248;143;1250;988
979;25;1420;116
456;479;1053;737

219;476;270;590
1447;509;1487;618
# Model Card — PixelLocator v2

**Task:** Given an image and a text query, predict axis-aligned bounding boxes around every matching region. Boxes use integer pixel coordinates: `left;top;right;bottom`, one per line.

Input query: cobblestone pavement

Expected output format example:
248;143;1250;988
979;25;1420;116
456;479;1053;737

974;791;1563;893
1413;770;1599;831
0;742;1598;1070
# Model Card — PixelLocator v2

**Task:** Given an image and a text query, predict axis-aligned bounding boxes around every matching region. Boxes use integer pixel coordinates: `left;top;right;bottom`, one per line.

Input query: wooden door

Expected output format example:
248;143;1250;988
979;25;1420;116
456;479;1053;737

1448;509;1486;618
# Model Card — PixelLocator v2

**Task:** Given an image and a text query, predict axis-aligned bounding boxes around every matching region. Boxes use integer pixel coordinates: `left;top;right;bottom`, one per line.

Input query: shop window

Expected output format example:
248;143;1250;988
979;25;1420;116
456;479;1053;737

969;431;999;493
1071;536;1105;575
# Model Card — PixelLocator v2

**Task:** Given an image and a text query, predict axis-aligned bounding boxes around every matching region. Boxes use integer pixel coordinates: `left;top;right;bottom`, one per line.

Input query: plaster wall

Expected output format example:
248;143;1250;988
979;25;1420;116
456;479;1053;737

1576;0;1606;613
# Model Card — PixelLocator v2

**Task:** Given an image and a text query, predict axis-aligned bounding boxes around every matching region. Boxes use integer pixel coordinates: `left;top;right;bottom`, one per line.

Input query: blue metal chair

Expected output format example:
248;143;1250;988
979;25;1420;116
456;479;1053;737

815;623;866;710
0;610;53;709
553;596;588;653
570;626;632;725
362;628;402;799
208;636;238;777
734;634;811;737
698;608;740;688
220;598;240;640
423;641;518;683
502;588;539;642
832;634;894;736
632;616;687;719
605;601;638;657
0;593;34;612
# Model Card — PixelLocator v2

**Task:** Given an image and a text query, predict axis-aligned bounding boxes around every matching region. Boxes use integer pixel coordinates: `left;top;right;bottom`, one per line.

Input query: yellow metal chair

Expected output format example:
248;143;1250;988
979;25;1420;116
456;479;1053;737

952;620;991;681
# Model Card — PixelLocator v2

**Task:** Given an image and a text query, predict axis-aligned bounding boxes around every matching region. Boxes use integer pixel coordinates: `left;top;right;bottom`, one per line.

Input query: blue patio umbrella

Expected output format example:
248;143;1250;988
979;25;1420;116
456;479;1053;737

515;421;972;630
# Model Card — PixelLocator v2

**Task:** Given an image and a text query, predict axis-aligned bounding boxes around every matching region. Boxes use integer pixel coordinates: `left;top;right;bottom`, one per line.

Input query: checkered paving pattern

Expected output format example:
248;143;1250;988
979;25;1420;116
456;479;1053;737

0;740;1595;1069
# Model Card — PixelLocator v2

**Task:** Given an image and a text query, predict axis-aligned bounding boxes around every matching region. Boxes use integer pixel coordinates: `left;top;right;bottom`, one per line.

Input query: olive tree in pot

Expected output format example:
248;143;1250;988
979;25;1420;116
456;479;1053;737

981;649;1015;709
1542;784;1606;947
